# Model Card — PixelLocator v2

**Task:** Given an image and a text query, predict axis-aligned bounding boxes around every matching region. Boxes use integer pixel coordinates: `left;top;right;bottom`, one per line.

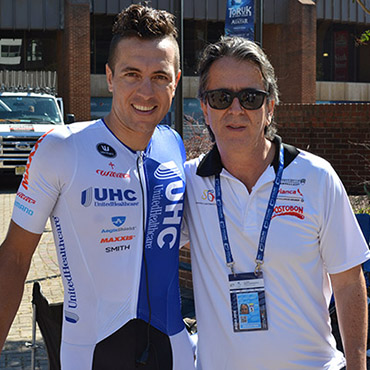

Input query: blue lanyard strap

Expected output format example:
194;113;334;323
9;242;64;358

215;144;285;275
215;175;235;274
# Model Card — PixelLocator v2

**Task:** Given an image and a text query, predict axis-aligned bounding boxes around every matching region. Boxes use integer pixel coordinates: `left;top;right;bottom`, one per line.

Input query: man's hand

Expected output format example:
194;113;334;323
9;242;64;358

0;221;41;354
330;264;368;370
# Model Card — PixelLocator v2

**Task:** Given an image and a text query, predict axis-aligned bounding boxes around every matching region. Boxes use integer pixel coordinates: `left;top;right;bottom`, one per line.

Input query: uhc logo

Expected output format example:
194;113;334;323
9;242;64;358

154;161;182;180
81;187;137;207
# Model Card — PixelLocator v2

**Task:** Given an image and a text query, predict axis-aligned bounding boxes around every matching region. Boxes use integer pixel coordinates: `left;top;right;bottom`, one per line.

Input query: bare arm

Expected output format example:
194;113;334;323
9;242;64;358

330;265;368;370
0;221;41;354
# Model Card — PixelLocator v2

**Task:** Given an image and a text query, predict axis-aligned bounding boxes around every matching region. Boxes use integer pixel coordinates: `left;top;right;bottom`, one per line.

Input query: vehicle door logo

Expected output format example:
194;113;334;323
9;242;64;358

96;143;117;158
112;216;126;227
15;142;31;151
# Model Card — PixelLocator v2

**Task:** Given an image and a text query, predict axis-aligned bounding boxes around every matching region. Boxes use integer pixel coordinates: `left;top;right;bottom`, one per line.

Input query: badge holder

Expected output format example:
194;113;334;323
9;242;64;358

229;264;268;332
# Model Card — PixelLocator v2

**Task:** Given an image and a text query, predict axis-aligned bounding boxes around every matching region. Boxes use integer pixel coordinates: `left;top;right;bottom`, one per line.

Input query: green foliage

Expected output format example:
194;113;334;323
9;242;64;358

357;208;370;214
356;29;370;46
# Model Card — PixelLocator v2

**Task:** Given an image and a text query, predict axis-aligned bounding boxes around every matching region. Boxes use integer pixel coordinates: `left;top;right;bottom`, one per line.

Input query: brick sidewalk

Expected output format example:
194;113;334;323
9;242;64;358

0;191;64;370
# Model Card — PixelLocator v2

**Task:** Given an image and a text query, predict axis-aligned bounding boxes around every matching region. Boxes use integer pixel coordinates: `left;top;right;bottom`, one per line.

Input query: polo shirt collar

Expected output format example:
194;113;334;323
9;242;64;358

196;135;299;177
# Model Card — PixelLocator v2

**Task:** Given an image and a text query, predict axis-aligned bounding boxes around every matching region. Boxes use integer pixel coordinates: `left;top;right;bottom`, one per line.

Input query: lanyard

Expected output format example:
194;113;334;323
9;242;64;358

215;145;284;276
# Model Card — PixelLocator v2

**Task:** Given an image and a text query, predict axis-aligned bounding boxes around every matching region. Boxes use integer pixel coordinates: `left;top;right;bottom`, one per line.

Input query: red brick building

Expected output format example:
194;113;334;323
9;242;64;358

0;0;369;194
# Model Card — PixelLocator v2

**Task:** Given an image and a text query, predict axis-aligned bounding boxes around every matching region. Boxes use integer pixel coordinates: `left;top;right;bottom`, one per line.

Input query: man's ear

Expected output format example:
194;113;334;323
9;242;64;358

172;70;182;97
106;64;113;93
267;99;275;122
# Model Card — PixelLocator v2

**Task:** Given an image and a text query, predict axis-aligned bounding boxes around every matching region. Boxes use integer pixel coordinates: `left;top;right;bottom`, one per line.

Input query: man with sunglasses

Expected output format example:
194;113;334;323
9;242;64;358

182;36;369;369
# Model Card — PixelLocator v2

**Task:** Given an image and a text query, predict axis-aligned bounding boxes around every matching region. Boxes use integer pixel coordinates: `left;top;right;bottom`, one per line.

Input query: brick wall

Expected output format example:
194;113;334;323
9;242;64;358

58;0;91;121
179;246;193;290
263;0;316;104
276;103;370;194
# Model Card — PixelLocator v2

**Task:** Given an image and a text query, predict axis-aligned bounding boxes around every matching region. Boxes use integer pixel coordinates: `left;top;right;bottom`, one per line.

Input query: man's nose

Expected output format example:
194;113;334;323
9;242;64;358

228;96;243;112
137;77;154;98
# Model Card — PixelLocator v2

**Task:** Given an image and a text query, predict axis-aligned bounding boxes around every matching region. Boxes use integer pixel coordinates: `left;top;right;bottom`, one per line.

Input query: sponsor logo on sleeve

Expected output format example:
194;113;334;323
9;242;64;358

21;129;53;191
14;200;34;216
16;191;36;204
53;216;79;323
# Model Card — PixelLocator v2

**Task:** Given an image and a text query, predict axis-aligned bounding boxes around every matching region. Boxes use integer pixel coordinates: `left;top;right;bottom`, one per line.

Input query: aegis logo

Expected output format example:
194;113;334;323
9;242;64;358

201;189;215;202
81;187;137;207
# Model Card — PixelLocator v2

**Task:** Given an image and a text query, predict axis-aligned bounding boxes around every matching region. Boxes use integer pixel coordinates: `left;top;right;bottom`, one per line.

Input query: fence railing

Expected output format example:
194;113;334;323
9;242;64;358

0;70;57;91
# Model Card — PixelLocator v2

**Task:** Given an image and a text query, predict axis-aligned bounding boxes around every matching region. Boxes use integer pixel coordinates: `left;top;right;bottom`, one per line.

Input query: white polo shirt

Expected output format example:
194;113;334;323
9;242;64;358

182;136;370;370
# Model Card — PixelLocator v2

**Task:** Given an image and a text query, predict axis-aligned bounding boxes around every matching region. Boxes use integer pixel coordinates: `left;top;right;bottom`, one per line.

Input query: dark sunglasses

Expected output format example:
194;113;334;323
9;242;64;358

204;88;269;110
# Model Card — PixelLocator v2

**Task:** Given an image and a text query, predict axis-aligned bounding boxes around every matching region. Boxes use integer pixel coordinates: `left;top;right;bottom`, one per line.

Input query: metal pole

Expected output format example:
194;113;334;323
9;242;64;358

173;0;184;138
255;0;264;46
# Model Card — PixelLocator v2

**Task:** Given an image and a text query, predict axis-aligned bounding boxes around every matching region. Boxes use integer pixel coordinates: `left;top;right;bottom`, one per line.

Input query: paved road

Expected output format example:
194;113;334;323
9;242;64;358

0;176;64;370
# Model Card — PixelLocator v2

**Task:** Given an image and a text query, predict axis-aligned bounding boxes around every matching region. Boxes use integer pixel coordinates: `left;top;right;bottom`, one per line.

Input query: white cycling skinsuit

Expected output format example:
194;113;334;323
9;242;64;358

12;119;195;370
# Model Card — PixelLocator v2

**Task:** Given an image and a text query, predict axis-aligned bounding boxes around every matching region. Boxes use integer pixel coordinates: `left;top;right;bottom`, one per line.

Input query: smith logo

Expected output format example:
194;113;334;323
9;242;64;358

81;187;137;207
100;235;134;243
272;205;305;220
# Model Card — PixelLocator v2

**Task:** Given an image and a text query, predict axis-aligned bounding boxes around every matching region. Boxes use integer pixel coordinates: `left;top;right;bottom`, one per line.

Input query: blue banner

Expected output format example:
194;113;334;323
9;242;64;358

225;0;254;40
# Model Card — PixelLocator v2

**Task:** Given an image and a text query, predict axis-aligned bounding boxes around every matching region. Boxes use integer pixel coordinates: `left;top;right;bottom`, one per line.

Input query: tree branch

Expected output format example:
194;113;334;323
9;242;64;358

356;0;370;15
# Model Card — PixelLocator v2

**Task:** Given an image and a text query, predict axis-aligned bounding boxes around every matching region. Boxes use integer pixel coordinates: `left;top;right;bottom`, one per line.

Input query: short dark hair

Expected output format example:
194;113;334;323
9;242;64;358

198;36;279;141
107;4;179;73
